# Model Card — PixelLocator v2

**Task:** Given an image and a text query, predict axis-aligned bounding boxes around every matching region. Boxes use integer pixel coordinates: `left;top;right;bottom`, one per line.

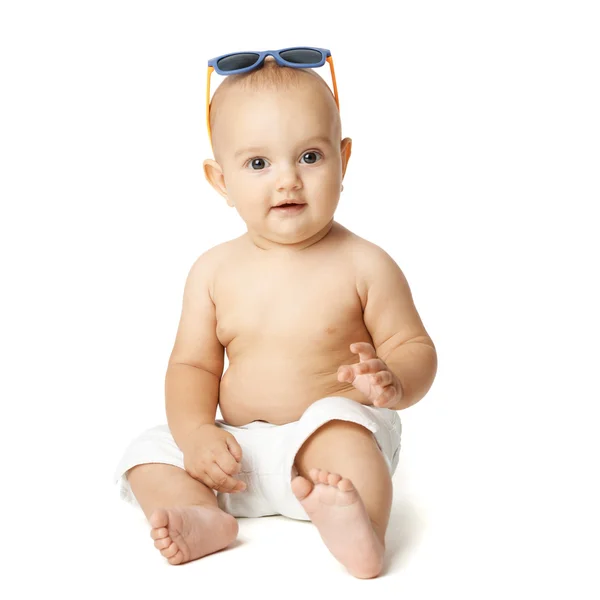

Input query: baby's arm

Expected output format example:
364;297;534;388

360;244;437;410
165;251;225;449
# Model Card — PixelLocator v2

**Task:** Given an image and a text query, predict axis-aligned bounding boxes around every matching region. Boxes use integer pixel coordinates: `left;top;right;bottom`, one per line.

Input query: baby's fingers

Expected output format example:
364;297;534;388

226;435;243;463
208;463;246;493
215;449;242;477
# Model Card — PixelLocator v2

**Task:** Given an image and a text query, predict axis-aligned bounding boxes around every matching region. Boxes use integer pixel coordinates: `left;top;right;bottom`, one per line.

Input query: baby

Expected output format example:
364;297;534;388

114;50;437;579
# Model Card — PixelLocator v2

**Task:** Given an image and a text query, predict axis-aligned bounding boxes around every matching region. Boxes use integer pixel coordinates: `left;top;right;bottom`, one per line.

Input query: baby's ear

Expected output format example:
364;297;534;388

341;137;352;178
203;159;231;204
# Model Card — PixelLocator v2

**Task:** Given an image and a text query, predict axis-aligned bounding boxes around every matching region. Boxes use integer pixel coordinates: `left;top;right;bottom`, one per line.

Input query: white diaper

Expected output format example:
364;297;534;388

114;396;402;520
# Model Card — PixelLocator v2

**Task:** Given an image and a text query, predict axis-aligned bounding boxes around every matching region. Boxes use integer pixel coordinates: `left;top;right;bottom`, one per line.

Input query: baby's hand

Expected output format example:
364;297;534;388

337;342;403;408
180;424;246;493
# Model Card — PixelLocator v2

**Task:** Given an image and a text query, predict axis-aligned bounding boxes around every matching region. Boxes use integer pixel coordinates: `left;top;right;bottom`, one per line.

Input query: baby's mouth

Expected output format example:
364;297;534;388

272;199;306;207
271;203;307;212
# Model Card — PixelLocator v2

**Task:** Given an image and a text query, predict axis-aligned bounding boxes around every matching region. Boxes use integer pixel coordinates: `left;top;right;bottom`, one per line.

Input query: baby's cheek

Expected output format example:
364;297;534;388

325;172;344;196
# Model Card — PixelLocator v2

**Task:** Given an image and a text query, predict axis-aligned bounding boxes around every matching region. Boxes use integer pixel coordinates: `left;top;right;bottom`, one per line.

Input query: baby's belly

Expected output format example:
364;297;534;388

218;351;369;425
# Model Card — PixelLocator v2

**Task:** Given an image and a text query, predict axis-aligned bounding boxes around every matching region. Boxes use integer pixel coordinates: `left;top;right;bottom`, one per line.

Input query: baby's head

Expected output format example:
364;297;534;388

203;58;352;249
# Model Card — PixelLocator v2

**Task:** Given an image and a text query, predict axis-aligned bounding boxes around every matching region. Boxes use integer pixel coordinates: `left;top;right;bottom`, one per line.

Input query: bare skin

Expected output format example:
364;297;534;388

127;63;435;574
130;224;385;566
213;222;380;426
150;505;236;565
130;223;416;573
291;468;385;579
127;463;238;565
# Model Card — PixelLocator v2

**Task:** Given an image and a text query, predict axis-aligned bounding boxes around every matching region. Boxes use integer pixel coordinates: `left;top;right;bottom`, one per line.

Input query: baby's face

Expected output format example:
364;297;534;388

207;77;351;247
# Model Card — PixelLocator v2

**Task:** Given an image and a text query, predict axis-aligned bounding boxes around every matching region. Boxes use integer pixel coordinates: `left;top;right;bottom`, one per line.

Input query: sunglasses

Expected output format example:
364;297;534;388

206;46;339;146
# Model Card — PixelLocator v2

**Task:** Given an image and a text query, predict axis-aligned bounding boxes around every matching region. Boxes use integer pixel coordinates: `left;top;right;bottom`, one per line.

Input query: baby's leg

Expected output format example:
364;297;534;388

127;464;238;565
291;420;392;579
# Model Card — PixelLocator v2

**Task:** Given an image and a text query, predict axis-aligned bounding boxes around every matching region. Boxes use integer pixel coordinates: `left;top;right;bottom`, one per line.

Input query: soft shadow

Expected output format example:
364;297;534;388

382;496;428;573
223;537;245;551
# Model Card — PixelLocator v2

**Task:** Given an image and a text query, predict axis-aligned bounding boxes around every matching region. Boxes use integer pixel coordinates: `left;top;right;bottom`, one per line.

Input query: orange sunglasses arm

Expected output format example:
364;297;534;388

327;56;340;112
206;66;214;146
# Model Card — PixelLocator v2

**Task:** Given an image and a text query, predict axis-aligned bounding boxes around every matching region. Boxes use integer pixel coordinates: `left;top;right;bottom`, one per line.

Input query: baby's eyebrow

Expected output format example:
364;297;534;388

234;136;332;159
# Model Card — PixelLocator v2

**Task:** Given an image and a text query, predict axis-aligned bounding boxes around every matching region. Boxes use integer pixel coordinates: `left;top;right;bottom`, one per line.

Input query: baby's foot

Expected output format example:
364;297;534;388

291;468;384;579
149;505;238;565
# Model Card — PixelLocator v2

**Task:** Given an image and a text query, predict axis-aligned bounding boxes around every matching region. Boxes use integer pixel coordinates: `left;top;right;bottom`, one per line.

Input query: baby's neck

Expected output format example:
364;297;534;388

246;220;337;253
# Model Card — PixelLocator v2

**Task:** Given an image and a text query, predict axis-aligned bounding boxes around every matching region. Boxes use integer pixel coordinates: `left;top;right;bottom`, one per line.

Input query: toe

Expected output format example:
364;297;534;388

151;526;169;541
338;477;355;492
168;549;185;565
317;470;330;484
328;472;342;486
161;541;179;558
308;468;321;483
149;508;168;531
291;475;313;501
154;537;171;550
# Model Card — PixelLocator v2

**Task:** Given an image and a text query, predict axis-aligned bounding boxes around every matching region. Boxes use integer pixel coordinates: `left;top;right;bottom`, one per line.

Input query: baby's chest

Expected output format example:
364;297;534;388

215;274;365;348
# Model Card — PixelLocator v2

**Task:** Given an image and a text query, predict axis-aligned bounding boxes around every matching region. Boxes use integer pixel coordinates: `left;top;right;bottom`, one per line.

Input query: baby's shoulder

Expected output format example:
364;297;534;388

342;230;404;300
186;238;240;295
193;236;242;267
343;229;398;270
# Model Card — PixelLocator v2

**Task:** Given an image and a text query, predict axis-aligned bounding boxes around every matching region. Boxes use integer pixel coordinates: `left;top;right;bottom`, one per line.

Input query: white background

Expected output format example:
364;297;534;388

1;1;598;598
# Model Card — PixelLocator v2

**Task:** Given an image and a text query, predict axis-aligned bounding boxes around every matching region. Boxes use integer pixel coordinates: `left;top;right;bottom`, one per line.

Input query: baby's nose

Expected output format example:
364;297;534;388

276;168;302;192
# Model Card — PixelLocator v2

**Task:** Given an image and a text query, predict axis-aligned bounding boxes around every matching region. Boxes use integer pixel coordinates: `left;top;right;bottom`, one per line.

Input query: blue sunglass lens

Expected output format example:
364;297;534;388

279;49;323;64
217;53;260;72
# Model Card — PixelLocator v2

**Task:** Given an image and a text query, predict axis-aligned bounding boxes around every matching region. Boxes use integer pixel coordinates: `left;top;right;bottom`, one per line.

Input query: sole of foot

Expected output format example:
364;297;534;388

291;468;384;579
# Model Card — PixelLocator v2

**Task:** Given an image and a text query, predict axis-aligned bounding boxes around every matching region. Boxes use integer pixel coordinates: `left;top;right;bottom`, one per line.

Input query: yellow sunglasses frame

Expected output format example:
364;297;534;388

205;55;340;149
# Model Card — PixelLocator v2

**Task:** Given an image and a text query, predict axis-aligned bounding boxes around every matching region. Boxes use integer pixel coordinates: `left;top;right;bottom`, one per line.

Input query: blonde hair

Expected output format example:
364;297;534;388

209;59;340;149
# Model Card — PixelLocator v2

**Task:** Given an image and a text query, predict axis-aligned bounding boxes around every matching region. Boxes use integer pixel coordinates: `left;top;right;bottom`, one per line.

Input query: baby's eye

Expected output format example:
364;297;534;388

301;151;322;164
247;158;270;170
